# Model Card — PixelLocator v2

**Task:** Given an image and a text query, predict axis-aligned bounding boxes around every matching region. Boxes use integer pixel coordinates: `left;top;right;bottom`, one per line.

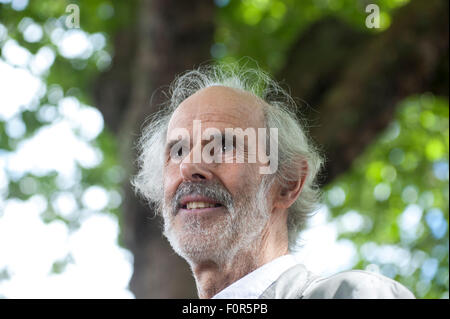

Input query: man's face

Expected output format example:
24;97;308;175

162;86;273;264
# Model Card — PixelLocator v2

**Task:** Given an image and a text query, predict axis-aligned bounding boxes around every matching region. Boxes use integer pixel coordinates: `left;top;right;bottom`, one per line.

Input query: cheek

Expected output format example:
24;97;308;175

217;163;260;195
163;163;180;199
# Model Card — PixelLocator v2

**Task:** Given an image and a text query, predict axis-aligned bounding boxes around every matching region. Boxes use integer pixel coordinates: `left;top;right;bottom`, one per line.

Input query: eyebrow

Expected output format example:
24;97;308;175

165;138;187;153
165;129;258;158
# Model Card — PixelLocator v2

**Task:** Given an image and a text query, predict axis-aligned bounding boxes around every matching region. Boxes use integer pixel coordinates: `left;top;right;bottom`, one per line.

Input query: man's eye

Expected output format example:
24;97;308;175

169;142;188;160
221;136;234;153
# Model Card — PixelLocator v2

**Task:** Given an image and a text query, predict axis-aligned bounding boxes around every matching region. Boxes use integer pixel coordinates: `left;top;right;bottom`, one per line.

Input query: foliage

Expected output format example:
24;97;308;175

214;0;410;72
323;94;449;298
0;1;133;212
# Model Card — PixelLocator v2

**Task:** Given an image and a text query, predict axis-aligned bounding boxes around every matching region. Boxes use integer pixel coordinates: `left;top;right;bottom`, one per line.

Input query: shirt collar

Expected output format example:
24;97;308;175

212;254;299;299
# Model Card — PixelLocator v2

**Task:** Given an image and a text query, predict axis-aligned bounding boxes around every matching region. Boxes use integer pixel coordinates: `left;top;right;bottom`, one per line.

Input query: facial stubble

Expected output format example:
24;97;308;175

162;178;272;266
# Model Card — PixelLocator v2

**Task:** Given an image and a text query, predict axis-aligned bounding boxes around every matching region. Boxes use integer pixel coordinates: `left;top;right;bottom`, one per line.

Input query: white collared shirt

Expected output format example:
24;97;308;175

211;254;415;299
212;254;299;299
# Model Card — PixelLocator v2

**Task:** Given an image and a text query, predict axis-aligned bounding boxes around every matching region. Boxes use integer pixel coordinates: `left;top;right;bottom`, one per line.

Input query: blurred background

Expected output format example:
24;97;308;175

0;0;448;299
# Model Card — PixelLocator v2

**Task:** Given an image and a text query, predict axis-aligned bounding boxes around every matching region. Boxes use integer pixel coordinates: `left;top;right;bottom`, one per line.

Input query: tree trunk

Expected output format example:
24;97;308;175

96;0;215;298
95;0;448;298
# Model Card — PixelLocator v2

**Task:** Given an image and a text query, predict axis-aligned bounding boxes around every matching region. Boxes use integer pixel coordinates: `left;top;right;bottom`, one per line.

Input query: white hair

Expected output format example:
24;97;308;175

132;62;324;249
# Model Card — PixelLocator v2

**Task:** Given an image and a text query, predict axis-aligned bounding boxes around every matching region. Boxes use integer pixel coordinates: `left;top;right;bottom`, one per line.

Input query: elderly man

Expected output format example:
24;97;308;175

133;64;414;299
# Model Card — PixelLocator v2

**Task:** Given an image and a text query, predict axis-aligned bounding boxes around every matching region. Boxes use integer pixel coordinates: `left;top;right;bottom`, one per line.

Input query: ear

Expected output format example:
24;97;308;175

273;160;308;210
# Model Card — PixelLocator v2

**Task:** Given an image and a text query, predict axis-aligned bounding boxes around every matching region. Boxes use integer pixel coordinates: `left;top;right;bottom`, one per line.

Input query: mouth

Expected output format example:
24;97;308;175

177;196;225;214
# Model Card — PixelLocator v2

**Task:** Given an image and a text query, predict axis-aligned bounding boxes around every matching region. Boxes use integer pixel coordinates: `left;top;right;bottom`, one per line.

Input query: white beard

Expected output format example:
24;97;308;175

162;179;272;267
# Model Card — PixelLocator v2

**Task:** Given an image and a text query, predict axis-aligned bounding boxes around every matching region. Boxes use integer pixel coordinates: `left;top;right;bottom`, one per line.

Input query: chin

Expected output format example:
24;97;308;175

163;225;237;266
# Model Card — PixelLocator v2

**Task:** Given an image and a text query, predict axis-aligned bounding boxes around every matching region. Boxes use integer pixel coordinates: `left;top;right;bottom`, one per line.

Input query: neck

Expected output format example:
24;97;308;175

190;224;289;299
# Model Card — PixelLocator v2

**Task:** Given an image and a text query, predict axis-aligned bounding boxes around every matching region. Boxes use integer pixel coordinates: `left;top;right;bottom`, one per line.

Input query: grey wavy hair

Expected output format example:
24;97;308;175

132;63;324;250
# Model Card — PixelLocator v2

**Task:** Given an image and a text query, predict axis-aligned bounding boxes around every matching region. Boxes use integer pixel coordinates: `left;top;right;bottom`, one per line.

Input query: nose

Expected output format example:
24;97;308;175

179;144;213;182
180;161;213;181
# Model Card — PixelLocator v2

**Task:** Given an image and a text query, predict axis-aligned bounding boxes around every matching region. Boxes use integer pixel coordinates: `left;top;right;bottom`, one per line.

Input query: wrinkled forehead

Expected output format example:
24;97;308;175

167;86;267;133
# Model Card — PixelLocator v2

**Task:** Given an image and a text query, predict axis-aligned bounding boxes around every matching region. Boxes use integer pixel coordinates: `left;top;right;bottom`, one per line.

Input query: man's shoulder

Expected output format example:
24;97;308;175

260;264;415;299
302;269;415;299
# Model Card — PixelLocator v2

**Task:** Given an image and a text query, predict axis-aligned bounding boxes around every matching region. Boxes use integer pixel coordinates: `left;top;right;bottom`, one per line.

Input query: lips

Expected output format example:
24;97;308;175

178;196;224;211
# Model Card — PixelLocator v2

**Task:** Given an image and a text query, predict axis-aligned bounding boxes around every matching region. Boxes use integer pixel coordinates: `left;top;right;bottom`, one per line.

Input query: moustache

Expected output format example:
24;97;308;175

171;181;234;215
